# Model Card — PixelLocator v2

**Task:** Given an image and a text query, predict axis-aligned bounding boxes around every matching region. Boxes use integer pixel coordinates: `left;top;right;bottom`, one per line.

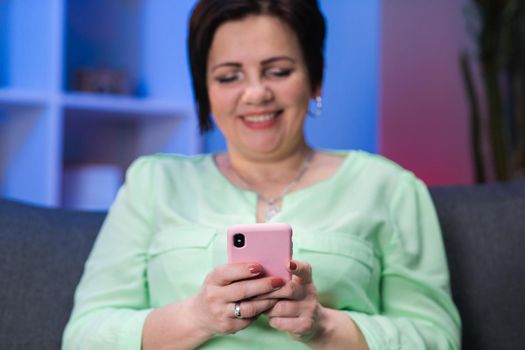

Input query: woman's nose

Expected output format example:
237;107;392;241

241;80;273;105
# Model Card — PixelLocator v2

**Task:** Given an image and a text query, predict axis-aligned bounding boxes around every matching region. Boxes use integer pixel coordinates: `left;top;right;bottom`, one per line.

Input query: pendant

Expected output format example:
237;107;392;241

265;205;280;221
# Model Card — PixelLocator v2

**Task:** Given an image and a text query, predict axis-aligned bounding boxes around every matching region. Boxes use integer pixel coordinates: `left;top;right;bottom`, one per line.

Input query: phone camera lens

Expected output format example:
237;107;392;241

233;233;245;248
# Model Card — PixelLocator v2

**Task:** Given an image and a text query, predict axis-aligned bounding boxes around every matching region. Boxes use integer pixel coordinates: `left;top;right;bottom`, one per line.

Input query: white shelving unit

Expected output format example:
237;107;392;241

0;0;200;208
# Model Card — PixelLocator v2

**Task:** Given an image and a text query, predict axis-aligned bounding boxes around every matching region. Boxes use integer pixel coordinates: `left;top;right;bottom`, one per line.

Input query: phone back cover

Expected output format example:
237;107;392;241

227;223;292;280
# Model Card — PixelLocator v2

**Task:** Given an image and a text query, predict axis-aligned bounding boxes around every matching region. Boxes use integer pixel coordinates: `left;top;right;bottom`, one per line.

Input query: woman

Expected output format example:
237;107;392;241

63;1;461;349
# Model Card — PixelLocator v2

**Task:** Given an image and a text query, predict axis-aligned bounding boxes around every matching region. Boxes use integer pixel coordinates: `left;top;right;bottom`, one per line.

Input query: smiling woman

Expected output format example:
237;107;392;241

62;1;461;349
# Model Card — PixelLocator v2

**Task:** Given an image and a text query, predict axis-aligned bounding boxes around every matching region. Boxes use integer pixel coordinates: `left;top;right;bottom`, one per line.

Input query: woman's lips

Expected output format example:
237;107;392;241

241;111;281;129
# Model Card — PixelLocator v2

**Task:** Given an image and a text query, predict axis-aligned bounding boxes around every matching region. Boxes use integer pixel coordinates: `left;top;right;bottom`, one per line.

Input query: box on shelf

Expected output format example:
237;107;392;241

62;164;123;210
72;68;133;95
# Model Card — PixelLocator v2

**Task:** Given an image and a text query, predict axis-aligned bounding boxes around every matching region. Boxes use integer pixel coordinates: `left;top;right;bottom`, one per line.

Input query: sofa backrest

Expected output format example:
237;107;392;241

0;199;105;350
430;181;525;350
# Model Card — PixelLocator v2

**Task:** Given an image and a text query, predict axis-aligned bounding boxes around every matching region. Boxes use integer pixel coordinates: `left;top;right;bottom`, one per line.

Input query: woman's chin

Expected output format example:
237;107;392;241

237;138;285;157
235;128;284;154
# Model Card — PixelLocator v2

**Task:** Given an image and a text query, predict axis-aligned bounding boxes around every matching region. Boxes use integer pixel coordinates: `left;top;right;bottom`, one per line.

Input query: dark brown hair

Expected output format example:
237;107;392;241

188;0;326;133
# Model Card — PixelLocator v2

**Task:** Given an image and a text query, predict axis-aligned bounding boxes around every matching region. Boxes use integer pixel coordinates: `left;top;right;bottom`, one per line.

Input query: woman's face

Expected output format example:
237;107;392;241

207;15;318;159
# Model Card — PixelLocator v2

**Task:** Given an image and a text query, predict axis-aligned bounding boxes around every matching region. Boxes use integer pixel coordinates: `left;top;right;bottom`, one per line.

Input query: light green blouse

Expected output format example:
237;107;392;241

62;151;461;350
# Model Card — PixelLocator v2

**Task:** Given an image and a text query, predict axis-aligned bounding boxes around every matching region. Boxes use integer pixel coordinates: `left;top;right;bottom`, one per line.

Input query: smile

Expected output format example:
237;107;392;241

240;111;281;129
243;113;277;122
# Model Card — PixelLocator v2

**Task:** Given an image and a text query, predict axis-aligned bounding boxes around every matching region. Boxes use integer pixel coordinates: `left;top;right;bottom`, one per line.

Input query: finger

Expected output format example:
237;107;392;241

268;316;316;340
268;316;297;333
266;300;301;318
213;315;253;335
207;263;263;286
288;260;312;284
252;278;306;300
224;276;286;301
228;299;278;319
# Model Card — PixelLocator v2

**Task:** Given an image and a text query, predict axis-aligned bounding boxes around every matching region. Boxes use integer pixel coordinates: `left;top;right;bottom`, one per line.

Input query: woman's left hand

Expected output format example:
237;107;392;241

263;260;325;342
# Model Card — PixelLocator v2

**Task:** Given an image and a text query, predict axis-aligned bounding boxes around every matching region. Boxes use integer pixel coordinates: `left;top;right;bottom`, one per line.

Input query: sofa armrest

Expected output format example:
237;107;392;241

430;181;525;350
0;199;105;350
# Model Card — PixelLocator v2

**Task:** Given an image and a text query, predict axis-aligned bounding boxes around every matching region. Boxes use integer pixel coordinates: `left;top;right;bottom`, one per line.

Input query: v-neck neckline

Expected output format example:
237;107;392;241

207;151;356;217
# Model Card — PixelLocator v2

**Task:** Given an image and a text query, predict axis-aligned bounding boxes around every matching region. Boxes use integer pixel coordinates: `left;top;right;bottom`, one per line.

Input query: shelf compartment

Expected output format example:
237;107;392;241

64;0;195;101
61;104;200;208
0;0;58;91
62;163;123;210
0;105;60;205
62;105;200;174
64;0;141;95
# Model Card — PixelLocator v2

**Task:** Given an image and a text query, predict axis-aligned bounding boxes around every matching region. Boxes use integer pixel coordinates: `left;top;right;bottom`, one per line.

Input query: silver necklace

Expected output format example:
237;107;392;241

226;151;314;221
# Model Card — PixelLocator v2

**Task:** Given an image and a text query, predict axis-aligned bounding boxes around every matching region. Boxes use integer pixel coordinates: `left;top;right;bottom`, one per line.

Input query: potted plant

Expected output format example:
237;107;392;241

461;0;525;182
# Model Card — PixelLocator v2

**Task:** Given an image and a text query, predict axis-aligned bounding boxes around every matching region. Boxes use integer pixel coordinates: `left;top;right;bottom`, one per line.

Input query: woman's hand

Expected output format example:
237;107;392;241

187;262;286;337
264;260;325;342
144;260;367;350
143;263;285;350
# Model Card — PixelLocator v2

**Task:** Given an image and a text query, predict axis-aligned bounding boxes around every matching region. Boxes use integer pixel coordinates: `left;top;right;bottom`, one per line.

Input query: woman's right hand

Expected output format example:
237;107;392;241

187;262;286;337
143;262;285;349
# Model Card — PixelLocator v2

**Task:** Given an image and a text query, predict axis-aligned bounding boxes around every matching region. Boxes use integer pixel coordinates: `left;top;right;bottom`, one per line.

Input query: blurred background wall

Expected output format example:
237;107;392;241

380;0;472;186
0;0;473;209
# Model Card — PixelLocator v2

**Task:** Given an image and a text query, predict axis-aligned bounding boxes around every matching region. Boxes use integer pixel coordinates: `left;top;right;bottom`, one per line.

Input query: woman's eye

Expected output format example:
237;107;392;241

215;73;241;84
266;68;293;78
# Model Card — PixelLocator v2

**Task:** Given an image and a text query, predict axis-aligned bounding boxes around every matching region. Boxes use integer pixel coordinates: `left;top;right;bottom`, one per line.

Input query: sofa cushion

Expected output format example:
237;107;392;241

430;181;525;350
0;199;105;350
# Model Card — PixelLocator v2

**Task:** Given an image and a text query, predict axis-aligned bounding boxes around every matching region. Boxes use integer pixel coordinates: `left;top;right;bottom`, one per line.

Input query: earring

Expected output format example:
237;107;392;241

313;96;323;117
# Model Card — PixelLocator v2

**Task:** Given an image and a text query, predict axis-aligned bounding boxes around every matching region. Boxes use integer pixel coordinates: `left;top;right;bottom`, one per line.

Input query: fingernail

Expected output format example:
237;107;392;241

289;261;297;271
271;278;285;289
249;264;262;274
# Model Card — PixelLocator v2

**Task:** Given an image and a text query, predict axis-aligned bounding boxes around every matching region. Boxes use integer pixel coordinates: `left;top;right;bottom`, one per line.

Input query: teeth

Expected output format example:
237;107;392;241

244;113;276;122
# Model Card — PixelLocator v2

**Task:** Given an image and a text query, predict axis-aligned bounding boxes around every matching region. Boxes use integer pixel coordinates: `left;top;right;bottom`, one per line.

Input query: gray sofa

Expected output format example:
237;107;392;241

1;181;524;349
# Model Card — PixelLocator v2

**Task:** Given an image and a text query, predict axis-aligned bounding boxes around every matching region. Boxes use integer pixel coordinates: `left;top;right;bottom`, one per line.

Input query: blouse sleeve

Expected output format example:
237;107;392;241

62;157;156;350
346;172;461;349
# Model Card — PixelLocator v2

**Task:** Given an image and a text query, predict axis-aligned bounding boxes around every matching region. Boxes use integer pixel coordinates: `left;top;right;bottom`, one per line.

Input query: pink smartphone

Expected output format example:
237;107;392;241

227;223;293;280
